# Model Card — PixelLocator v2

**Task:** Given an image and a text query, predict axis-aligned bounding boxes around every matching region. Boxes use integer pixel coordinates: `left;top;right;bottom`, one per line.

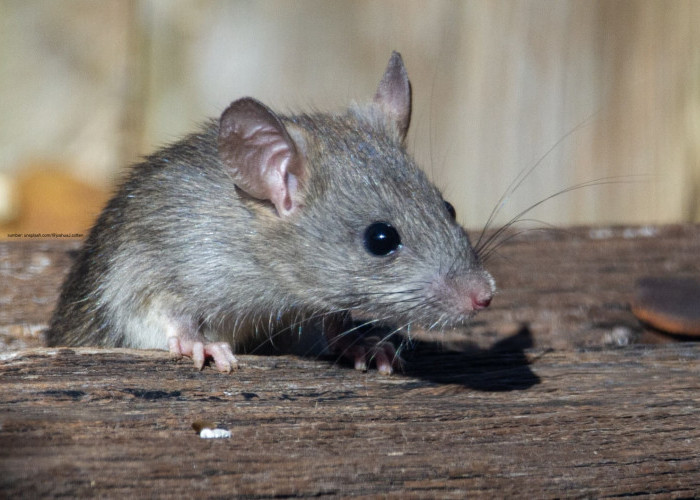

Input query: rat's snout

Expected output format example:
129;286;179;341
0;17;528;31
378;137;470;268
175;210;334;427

431;270;495;319
463;273;494;312
470;287;493;310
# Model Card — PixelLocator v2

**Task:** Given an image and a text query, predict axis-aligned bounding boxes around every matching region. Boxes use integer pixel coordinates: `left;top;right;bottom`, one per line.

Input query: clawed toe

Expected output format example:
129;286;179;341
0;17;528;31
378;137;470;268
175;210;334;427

168;337;238;372
207;342;239;372
349;338;402;376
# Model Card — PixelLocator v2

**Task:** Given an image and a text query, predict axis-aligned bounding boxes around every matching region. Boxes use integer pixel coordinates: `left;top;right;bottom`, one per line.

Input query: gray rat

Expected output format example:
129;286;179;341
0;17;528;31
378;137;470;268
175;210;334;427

46;52;495;374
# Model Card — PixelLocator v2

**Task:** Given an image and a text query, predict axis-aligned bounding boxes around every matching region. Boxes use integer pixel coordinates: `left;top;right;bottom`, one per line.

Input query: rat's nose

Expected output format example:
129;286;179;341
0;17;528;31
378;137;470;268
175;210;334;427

437;271;495;315
470;289;492;310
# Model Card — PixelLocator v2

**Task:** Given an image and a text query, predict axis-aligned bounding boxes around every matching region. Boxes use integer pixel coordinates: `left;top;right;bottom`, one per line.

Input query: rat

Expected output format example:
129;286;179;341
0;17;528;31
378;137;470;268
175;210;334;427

46;52;495;375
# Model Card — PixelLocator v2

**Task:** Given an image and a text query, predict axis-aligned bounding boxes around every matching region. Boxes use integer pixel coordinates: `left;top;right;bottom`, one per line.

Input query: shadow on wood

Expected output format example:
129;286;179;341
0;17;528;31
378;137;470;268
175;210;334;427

402;326;541;391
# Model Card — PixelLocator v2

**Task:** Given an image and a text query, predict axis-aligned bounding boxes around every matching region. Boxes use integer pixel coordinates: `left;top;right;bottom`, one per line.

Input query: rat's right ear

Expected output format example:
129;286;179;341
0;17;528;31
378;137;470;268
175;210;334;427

218;98;306;217
374;51;412;142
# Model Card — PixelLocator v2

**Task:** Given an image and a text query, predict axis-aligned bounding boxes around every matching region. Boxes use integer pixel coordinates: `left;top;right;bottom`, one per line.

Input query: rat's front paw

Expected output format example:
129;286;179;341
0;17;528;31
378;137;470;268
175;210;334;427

328;332;403;375
168;337;239;372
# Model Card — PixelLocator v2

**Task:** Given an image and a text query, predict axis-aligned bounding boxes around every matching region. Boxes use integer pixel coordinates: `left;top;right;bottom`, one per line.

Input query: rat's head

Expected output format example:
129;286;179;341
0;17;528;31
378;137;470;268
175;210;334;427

217;52;494;330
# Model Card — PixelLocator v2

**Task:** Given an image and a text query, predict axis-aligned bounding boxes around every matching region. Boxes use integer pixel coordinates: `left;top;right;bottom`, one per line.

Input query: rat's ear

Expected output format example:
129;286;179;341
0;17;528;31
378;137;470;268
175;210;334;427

374;51;412;142
218;98;305;217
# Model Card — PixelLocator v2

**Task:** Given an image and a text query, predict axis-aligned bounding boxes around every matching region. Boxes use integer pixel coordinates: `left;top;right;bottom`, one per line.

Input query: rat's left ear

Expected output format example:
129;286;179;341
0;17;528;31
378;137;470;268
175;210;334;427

218;97;306;217
374;51;412;142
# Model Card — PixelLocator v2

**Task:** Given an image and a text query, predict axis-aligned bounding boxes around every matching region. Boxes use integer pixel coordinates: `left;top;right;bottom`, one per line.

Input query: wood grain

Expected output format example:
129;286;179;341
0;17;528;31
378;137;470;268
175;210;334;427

1;345;699;497
1;225;699;496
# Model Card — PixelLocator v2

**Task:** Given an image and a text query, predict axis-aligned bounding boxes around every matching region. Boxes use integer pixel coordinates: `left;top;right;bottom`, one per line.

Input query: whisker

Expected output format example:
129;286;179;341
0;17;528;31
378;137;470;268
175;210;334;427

475;111;601;252
476;175;647;258
479;218;571;261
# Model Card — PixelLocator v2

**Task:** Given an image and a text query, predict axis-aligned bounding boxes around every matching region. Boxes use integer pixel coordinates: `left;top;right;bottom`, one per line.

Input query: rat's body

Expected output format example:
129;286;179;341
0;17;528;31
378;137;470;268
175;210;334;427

47;52;494;373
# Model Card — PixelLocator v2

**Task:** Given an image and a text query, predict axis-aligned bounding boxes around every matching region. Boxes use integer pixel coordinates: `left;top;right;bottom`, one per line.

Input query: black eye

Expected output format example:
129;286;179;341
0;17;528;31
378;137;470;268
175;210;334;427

363;222;402;256
444;201;456;220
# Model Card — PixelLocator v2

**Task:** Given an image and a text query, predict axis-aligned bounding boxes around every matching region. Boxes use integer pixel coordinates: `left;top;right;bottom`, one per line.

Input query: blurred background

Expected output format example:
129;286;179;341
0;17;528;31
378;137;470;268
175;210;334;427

1;0;699;238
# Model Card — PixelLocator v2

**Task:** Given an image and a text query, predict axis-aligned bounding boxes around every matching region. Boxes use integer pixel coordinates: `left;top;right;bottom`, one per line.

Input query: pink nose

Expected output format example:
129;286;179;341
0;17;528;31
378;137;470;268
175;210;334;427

471;291;492;310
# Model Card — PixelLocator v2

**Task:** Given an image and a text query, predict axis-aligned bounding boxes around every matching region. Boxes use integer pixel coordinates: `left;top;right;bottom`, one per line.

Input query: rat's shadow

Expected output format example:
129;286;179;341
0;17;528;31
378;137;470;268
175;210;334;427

395;326;540;391
253;323;541;391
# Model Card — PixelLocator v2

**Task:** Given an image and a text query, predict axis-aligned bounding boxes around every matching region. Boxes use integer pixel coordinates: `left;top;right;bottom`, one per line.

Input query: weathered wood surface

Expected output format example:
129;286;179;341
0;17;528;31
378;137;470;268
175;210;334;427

1;225;700;497
1;345;699;497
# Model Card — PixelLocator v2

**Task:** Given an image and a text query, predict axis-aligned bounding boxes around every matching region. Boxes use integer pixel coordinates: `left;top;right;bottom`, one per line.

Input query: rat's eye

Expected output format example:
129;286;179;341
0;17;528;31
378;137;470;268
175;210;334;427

444;201;456;220
364;222;402;256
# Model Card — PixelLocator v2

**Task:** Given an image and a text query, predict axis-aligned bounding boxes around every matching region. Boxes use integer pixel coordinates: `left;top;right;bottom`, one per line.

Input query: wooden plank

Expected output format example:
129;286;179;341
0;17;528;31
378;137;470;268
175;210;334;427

0;240;78;349
1;225;699;496
1;344;699;497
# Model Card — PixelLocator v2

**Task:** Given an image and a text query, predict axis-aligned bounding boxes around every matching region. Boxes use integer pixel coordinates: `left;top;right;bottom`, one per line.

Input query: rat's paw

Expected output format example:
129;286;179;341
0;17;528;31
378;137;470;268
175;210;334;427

330;334;403;375
168;337;239;372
